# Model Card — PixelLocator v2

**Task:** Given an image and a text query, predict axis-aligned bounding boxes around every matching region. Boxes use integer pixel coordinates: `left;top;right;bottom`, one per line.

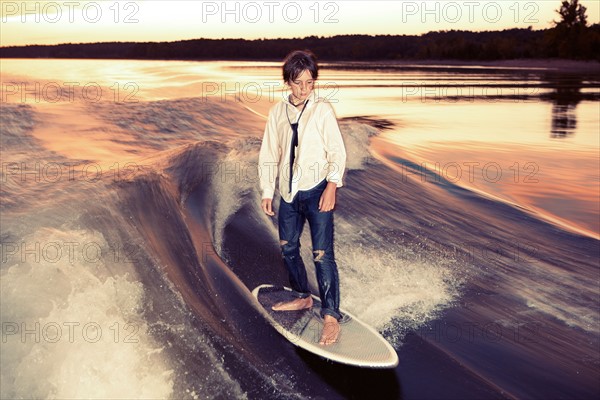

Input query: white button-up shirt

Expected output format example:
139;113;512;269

259;91;347;203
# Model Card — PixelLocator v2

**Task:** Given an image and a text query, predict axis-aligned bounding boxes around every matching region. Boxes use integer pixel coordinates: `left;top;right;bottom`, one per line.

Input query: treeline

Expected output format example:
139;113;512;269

2;26;599;61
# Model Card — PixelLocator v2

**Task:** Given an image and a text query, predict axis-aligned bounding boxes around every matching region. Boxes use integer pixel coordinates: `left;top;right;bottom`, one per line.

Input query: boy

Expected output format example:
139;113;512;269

259;50;347;345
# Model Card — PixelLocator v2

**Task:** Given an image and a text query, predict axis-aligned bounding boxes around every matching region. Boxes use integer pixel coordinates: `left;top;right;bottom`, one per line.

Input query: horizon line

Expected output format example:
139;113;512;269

1;25;578;49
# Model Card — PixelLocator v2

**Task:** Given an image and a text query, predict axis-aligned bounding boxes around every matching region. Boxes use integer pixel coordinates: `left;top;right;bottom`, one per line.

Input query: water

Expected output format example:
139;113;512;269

1;59;598;399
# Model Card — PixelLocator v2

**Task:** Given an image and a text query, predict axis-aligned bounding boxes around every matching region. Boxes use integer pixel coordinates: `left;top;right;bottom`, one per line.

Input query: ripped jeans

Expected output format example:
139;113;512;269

278;179;341;320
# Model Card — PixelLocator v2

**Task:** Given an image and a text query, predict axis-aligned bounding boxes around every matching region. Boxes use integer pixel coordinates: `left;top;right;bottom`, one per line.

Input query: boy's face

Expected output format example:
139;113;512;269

288;69;315;103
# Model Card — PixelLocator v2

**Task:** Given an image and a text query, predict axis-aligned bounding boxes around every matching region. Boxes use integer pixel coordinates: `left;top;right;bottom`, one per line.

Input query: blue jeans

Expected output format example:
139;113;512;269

278;180;341;321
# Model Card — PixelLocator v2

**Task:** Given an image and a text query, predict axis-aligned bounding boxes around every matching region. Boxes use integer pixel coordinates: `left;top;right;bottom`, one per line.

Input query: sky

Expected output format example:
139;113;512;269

1;0;599;47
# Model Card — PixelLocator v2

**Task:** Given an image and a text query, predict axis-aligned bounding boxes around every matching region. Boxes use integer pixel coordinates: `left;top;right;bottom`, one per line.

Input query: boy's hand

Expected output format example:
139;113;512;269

319;182;337;212
261;198;275;216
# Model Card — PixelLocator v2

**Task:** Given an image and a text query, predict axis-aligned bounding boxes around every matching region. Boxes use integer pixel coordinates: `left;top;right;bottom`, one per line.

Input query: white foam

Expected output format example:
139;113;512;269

338;121;379;170
211;137;263;253
294;215;461;348
340;216;462;341
0;227;174;399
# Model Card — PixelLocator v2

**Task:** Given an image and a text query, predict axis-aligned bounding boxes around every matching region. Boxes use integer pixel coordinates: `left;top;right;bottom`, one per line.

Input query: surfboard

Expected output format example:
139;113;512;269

252;284;399;368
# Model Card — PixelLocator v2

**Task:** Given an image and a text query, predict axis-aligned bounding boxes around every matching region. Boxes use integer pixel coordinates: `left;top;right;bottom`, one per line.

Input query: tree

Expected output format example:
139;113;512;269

545;0;592;58
554;0;588;29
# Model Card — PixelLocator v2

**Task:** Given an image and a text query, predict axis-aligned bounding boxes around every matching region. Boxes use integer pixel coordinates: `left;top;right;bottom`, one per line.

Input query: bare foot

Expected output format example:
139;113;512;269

272;296;313;311
319;315;340;346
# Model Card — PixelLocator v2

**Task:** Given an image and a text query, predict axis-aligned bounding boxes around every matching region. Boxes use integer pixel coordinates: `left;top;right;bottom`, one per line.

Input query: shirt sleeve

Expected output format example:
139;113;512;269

258;107;280;199
321;103;347;187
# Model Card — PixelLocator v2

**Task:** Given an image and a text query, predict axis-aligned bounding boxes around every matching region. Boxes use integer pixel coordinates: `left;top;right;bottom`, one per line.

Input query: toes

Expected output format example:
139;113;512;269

319;323;340;345
319;335;337;346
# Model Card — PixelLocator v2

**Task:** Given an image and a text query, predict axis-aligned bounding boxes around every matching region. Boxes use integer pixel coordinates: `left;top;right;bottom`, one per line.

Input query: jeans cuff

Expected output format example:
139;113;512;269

321;308;342;321
292;291;311;299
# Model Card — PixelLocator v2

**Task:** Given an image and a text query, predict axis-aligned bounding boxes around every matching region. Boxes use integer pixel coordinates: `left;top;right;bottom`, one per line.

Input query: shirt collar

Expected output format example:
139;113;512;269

284;90;316;109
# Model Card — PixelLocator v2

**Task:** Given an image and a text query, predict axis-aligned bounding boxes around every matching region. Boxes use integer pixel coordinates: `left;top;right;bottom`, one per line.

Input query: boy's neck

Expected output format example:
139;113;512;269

289;93;311;108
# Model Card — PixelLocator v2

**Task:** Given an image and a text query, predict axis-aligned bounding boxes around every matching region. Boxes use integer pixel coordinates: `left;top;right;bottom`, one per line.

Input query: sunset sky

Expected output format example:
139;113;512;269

1;0;599;47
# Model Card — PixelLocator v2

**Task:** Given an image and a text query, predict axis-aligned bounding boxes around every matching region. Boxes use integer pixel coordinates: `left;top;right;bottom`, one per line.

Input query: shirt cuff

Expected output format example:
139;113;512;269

262;188;275;199
327;178;343;188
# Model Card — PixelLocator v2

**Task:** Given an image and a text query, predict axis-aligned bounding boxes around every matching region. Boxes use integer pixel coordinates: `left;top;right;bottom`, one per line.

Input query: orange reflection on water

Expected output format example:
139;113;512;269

373;138;599;238
2;59;598;238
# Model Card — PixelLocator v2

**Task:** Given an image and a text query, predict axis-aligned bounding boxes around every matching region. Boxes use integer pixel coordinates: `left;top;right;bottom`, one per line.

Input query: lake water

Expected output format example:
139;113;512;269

1;59;598;399
3;59;597;236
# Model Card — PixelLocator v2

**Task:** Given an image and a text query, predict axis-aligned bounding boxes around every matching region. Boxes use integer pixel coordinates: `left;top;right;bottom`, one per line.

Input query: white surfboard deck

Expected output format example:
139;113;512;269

252;284;399;368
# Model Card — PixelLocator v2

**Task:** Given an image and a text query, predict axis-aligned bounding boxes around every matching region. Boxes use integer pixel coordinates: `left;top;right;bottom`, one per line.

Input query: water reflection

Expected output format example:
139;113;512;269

543;75;586;138
1;59;598;235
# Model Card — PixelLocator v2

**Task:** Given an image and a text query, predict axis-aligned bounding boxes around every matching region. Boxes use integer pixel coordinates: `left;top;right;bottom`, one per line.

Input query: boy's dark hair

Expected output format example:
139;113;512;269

282;50;319;83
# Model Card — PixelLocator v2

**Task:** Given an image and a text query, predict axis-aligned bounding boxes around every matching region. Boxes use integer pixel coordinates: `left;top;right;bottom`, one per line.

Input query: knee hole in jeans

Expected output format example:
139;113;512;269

313;250;325;262
281;240;300;258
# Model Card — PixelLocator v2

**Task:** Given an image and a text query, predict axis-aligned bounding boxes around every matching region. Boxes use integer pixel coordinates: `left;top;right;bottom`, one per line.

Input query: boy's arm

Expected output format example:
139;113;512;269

259;109;280;201
319;182;338;212
322;105;347;188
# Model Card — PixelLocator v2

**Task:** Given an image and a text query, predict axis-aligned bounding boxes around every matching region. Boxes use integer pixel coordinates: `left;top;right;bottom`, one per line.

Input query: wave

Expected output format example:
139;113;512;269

1;100;598;398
